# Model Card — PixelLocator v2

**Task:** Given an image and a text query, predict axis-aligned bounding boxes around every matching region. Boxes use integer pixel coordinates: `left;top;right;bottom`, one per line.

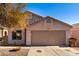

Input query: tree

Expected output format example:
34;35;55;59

0;3;30;30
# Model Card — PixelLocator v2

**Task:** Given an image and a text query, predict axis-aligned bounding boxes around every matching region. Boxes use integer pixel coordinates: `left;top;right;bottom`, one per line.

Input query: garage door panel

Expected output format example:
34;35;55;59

31;30;66;46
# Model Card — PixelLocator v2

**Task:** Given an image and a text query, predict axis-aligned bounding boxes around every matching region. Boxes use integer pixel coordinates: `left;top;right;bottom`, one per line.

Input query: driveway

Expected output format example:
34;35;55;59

0;46;79;56
27;46;77;56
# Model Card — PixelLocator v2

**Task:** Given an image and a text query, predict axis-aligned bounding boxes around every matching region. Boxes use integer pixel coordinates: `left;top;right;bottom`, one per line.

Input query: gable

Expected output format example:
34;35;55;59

27;18;72;30
52;20;72;30
27;11;44;25
26;11;72;30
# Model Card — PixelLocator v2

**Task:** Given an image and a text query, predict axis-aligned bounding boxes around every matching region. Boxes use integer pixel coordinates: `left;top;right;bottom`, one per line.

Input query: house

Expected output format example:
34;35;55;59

0;25;8;38
71;23;79;47
8;11;72;46
0;25;8;45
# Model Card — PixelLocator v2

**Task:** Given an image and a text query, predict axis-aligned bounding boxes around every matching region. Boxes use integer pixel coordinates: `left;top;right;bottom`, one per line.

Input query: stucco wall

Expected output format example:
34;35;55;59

71;30;79;46
26;29;31;45
26;20;71;46
27;20;71;30
66;30;72;46
8;29;25;45
53;20;71;30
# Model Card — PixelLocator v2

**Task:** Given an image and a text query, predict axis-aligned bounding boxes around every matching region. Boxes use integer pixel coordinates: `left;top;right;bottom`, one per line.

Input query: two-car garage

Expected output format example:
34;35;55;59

31;30;66;46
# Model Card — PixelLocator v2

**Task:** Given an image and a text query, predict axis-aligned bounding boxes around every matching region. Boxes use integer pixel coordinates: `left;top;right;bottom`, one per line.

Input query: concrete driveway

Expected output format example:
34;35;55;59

27;46;76;56
0;46;79;56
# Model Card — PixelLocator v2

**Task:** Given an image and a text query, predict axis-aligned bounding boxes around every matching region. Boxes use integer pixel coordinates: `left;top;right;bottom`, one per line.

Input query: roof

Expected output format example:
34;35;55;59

0;11;72;28
26;11;44;25
27;11;44;18
26;11;72;27
71;23;79;30
44;16;72;27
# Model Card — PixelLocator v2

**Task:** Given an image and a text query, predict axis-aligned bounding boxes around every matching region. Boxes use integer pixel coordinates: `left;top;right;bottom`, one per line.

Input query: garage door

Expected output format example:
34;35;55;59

31;30;66;46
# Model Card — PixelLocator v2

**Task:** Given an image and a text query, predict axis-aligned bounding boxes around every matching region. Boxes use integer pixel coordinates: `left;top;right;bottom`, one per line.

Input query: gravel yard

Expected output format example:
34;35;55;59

0;46;30;56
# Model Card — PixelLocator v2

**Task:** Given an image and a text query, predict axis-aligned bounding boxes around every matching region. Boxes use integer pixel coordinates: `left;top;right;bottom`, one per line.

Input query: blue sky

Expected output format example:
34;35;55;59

27;3;79;25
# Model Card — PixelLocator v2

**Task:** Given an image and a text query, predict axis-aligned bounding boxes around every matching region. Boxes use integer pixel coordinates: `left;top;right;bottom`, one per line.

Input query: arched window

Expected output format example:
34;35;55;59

4;31;7;37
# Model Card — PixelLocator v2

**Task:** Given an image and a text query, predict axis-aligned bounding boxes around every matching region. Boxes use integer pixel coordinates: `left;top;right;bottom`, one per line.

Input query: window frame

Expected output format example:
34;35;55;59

12;30;22;40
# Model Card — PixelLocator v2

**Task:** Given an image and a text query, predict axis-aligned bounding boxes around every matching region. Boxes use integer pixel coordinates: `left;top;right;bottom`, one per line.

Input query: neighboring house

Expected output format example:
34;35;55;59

0;25;8;45
71;23;79;46
8;11;72;46
0;26;8;38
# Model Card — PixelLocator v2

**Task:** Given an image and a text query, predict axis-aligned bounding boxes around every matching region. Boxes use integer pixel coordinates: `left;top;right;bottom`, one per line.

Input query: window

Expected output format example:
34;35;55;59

12;30;22;40
12;31;16;39
4;31;7;37
46;18;51;23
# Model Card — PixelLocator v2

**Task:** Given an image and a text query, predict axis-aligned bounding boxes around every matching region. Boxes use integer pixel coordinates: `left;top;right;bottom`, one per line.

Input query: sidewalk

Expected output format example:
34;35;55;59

0;46;78;56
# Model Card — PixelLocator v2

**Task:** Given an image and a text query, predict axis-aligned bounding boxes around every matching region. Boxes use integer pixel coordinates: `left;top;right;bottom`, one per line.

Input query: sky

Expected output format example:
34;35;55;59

27;3;79;25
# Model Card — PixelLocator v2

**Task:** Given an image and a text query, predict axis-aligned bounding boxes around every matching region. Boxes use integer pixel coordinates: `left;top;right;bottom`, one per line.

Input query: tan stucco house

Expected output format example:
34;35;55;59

8;11;72;46
71;23;79;46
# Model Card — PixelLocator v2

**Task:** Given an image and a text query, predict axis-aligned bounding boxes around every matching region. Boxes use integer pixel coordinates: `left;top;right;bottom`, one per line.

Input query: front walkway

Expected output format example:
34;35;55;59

0;46;79;56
